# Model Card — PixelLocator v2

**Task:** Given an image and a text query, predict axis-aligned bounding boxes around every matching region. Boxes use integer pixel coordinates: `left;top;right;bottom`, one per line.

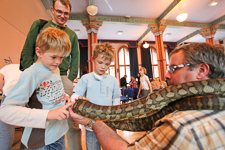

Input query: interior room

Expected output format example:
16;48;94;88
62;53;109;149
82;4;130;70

1;0;225;149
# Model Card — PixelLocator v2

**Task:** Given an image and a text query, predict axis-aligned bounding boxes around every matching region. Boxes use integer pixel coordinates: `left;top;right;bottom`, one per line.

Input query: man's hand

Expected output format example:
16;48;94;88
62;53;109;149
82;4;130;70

47;102;73;121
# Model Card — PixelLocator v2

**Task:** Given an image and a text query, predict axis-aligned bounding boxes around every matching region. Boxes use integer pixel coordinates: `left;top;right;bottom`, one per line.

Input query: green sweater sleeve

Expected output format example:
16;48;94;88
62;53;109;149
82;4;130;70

68;35;80;82
21;20;41;69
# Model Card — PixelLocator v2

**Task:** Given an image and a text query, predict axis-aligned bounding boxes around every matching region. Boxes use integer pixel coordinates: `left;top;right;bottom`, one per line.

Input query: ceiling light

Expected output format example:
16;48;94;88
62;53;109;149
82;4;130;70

118;31;123;35
207;0;220;6
143;42;149;48
86;4;98;15
176;11;188;22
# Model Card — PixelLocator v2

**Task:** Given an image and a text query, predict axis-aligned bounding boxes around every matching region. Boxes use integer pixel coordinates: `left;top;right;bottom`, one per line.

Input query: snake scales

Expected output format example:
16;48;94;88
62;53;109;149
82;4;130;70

73;78;225;122
104;95;225;131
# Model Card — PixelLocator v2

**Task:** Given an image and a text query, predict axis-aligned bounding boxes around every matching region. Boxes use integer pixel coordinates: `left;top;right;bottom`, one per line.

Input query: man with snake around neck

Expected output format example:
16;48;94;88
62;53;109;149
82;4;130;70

69;43;225;150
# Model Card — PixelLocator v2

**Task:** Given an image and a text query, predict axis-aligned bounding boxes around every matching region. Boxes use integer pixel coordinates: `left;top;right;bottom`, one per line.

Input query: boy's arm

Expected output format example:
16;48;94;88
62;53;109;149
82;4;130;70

0;72;48;128
0;73;4;92
69;108;129;150
21;20;41;69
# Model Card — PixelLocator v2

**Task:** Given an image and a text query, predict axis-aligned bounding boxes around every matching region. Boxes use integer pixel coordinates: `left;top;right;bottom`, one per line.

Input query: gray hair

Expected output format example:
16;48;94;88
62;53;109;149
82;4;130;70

169;43;225;78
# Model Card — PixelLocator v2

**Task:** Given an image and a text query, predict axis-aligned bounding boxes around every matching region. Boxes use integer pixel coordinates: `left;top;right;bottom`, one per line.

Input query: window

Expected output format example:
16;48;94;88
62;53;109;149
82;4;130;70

106;61;116;77
151;46;169;78
118;46;130;82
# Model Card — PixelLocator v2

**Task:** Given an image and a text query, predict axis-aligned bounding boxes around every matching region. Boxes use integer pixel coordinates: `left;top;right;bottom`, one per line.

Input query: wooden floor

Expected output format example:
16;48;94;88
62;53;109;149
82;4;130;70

11;125;146;150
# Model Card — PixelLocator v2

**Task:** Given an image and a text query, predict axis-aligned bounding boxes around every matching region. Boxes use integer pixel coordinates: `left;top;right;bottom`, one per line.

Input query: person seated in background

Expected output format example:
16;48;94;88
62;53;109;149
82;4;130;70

0;27;73;149
151;77;161;90
128;76;137;89
136;73;140;87
69;43;225;150
160;80;167;89
80;65;89;76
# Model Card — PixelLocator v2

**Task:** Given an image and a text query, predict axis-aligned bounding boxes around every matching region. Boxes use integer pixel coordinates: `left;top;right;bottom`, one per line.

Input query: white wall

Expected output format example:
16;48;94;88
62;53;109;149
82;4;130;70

0;0;51;68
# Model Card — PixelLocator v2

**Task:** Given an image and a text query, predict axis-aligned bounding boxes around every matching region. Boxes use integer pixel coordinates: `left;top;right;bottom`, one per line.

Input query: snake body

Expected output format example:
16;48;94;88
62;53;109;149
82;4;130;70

104;95;225;131
72;78;225;121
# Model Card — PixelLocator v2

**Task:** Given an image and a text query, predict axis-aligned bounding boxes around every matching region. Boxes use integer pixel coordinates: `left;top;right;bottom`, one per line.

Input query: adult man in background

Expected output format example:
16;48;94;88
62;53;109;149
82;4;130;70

120;75;127;95
69;43;225;149
0;64;22;150
19;0;81;149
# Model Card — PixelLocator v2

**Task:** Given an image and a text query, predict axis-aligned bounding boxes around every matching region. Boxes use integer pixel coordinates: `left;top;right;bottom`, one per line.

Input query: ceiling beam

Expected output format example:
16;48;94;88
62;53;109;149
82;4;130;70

176;30;201;45
69;14;156;25
138;0;187;43
175;15;225;45
210;14;225;27
156;0;187;23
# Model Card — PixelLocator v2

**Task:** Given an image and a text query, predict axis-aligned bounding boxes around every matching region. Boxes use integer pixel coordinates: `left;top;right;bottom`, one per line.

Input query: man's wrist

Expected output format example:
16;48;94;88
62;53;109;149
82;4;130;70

87;119;96;130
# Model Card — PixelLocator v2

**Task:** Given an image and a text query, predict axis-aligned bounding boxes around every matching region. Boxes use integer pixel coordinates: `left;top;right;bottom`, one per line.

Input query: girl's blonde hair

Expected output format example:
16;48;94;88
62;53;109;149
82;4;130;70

93;42;115;61
36;27;71;56
140;67;147;74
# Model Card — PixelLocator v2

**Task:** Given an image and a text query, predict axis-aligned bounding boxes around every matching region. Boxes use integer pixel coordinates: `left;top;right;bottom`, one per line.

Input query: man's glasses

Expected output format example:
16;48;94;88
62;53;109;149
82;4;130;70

167;64;190;73
54;8;69;17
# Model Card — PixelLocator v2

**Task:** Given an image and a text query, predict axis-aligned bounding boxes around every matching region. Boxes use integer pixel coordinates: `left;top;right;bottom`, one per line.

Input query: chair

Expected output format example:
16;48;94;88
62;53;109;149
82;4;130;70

133;88;139;95
127;88;134;102
153;89;160;92
123;88;129;97
120;96;129;104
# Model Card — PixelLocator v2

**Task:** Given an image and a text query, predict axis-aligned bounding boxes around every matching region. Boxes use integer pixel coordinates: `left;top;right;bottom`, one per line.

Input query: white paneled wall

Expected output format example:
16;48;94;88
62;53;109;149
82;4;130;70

0;0;51;68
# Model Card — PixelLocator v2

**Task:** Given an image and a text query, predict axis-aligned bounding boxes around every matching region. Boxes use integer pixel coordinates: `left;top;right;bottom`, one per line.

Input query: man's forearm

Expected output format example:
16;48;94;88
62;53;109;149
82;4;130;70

93;120;129;150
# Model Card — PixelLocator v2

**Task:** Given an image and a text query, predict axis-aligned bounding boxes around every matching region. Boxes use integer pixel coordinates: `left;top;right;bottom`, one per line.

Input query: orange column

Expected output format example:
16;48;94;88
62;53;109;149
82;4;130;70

137;43;142;70
155;34;166;81
149;20;167;81
82;16;103;72
199;25;219;45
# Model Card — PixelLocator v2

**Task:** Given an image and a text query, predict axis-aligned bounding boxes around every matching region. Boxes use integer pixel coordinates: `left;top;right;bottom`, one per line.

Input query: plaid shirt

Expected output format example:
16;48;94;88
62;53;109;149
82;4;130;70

128;110;225;150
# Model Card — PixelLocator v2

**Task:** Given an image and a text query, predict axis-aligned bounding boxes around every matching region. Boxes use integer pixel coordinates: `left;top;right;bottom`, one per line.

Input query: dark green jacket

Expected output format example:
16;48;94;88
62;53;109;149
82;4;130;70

21;20;80;82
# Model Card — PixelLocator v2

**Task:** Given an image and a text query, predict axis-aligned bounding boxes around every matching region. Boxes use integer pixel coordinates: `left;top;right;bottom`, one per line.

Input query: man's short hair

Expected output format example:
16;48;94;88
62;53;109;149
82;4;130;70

93;42;115;62
169;43;225;78
36;27;71;56
53;0;72;11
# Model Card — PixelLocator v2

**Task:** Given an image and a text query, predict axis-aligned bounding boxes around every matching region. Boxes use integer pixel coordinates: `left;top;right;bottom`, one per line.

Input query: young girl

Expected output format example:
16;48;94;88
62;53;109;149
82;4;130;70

138;67;152;97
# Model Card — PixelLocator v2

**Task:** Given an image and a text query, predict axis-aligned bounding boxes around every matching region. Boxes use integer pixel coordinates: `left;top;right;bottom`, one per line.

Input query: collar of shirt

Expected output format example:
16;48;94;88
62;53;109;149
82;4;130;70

93;72;108;81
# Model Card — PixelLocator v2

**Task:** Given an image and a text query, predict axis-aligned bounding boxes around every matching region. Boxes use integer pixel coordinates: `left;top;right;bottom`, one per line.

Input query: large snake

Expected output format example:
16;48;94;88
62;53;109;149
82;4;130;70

72;78;225;122
104;95;225;131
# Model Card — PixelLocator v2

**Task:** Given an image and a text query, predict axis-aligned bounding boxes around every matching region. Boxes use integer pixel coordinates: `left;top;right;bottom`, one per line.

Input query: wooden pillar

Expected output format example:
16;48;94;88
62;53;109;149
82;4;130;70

154;33;166;81
82;15;103;72
137;43;142;70
199;25;219;45
149;20;167;81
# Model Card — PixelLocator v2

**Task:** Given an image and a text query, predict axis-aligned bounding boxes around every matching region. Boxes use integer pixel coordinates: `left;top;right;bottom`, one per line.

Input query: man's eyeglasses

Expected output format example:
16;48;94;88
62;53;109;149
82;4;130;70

54;8;70;17
167;64;190;73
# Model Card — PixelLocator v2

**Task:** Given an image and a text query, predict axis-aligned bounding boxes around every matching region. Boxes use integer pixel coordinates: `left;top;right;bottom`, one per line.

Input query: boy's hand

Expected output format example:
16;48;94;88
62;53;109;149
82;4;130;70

75;96;90;102
68;106;91;125
47;103;74;121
